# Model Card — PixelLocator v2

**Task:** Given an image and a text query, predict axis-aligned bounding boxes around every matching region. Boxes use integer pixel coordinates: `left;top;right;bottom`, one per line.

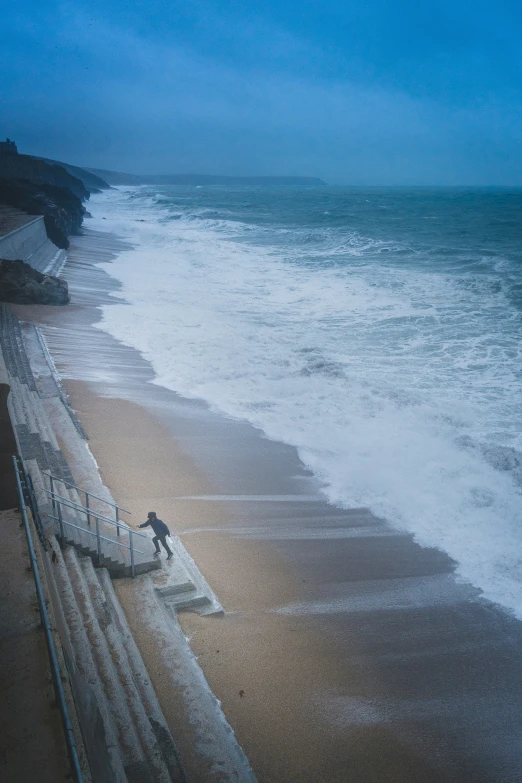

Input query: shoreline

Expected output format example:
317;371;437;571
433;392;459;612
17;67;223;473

15;225;522;782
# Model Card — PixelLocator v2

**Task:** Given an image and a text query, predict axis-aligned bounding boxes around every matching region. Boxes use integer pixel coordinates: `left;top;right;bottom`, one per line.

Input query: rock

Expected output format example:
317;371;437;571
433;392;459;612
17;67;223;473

0;258;69;304
0;178;86;248
0;152;89;200
43;214;69;249
35;157;110;194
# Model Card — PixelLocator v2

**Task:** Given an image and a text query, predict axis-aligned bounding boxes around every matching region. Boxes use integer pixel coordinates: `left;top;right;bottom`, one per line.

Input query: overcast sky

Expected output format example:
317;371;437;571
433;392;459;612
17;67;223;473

2;0;522;184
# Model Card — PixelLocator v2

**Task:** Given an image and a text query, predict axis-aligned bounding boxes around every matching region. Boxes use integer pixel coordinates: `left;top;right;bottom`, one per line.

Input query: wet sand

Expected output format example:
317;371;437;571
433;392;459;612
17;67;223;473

14;228;522;783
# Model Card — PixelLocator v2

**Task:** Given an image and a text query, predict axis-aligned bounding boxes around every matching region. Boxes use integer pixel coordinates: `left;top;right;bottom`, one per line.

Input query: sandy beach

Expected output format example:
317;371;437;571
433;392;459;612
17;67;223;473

14;227;522;783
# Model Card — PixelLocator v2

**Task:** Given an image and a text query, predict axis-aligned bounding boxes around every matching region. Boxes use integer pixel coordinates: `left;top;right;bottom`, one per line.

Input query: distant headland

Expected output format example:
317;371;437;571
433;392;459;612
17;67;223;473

85;167;328;187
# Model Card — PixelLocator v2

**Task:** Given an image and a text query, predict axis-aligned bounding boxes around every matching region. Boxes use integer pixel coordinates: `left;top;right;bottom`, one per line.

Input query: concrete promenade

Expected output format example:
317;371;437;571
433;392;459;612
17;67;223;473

0;508;69;781
0;205;36;236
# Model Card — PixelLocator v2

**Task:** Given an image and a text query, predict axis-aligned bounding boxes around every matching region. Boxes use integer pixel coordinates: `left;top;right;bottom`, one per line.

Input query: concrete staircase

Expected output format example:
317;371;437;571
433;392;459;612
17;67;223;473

1;305;75;497
0;305;160;577
51;537;186;782
152;539;219;616
47;477;159;578
0;306;188;781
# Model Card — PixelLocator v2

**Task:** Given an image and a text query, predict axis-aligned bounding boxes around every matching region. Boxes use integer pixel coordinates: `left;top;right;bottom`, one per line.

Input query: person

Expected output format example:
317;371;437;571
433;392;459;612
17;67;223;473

139;511;173;559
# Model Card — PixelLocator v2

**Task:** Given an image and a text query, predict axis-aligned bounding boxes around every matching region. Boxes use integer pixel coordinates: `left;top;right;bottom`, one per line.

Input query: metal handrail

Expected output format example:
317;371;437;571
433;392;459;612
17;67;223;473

13;457;84;782
49;515;146;555
42;471;131;514
44;490;146;537
51;512;142;577
47;491;147;577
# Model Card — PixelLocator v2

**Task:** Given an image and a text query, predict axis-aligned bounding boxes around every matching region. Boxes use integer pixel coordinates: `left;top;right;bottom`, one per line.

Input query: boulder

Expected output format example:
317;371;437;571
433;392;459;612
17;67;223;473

0;258;69;305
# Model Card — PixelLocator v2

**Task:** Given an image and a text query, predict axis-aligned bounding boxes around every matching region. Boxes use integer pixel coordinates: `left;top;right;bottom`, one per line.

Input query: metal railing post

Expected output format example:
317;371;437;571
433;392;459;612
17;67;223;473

85;492;91;527
50;474;56;514
57;501;65;545
115;505;120;536
95;517;102;566
129;531;135;578
43;473;131;520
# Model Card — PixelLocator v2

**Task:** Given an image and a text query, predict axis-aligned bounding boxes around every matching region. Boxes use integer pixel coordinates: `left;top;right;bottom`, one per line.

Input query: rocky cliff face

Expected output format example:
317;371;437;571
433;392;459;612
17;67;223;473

37;158;110;194
0;152;89;201
0;259;69;304
0;178;86;249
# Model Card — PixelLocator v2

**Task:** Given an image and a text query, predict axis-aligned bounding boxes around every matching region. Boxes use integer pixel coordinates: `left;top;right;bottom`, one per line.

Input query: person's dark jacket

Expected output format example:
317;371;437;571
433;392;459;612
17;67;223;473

139;518;170;537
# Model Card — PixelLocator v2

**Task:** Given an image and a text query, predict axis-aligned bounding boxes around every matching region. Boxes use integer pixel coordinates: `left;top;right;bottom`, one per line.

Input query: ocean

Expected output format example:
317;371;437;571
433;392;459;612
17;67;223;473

90;185;522;618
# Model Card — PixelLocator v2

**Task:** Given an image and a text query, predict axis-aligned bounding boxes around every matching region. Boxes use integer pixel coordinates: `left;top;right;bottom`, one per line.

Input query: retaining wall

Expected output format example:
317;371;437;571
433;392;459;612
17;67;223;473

0;216;65;274
0;349;17;508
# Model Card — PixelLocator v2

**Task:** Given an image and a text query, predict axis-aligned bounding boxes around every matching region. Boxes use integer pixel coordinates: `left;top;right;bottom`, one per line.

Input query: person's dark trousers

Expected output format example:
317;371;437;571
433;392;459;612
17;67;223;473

153;534;173;556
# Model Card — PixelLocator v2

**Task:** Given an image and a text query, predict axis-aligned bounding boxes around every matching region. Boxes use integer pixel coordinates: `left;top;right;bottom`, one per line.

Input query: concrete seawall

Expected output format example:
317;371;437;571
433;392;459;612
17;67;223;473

0;346;18;508
0;215;65;275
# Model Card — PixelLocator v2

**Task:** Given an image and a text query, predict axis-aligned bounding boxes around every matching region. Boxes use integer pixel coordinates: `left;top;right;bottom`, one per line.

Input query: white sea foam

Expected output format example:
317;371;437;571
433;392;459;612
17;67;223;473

90;188;522;618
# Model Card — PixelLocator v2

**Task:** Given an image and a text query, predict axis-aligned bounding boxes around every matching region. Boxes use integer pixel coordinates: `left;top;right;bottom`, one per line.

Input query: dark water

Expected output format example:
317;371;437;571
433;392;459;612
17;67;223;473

96;185;522;617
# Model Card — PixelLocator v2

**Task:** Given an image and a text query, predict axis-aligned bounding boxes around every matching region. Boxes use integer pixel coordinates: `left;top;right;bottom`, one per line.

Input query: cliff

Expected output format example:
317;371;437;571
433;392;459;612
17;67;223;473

36;158;110;194
0;152;89;201
85;168;328;188
0;179;85;249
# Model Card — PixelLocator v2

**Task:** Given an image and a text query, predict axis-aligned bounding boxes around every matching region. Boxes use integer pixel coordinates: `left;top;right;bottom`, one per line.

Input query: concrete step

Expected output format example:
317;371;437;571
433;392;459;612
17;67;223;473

22;458;55;535
97;570;187;782
8;377;75;490
22;383;60;447
155;582;197;599
120;578;256;782
0;305;37;389
81;557;176;782
13;377;40;436
61;522;147;576
50;542;128;782
165;593;212;613
54;485;95;553
25;323;88;440
149;536;223;617
63;495;118;567
154;563;213;612
25;459;50;514
6;375;26;427
54;544;186;781
64;548;149;781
